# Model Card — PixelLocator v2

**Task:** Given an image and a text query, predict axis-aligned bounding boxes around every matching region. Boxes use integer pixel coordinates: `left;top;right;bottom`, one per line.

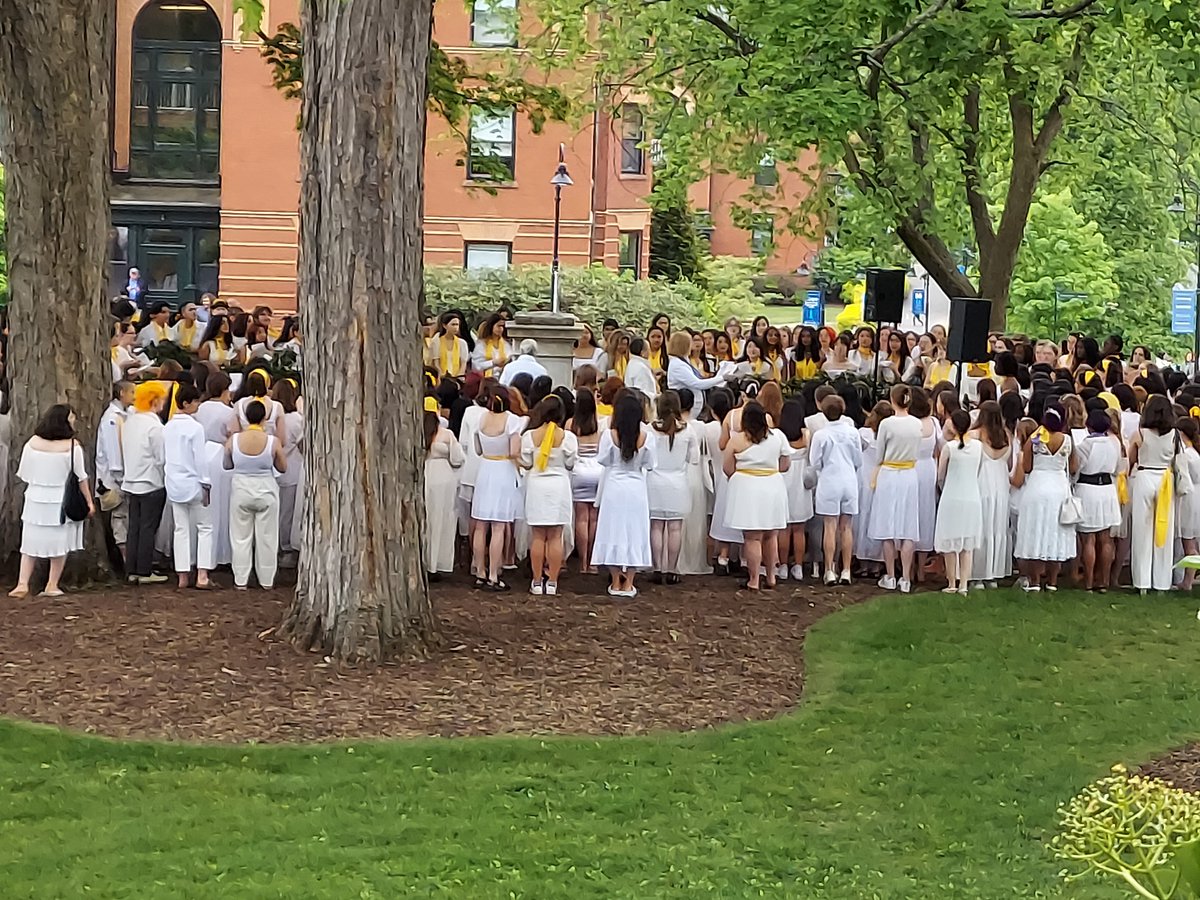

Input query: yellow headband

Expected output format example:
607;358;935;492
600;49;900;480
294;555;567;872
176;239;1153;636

284;377;299;390
424;396;439;413
1098;391;1120;411
255;371;272;389
1190;406;1200;422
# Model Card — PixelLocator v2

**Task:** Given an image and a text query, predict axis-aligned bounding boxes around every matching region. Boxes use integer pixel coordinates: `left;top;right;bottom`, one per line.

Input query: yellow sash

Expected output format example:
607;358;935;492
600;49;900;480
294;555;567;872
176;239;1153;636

483;454;508;461
155;322;170;343
176;322;196;347
423;397;439;413
737;468;778;476
596;402;613;416
872;459;915;490
795;358;819;380
536;423;557;472
486;339;508;367
439;336;461;376
615;356;628;379
1155;469;1173;548
648;348;665;372
1116;472;1130;505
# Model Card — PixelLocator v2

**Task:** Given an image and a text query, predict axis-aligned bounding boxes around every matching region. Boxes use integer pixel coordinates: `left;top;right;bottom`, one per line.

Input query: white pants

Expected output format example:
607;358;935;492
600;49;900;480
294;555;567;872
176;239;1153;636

278;482;298;552
1131;469;1175;591
230;474;280;588
171;498;214;573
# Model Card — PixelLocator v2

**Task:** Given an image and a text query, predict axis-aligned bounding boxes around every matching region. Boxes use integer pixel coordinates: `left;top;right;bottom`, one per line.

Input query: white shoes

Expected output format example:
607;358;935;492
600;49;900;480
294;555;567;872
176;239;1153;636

824;570;838;585
530;580;544;596
812;562;821;579
790;564;805;581
898;578;912;594
878;575;897;590
545;582;558;596
840;570;852;585
776;565;789;581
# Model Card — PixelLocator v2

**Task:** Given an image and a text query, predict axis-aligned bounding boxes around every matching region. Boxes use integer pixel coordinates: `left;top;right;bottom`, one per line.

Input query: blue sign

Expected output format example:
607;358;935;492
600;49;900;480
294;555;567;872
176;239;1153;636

802;289;824;326
911;288;926;319
1173;287;1196;334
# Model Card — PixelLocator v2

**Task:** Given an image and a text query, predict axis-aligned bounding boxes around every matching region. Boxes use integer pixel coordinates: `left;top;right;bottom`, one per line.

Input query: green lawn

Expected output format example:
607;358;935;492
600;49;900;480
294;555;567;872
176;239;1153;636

3;590;1198;898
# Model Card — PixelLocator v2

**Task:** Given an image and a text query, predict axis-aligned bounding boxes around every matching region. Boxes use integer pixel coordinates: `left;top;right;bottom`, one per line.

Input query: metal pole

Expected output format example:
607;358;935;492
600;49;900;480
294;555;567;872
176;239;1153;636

551;183;562;315
1193;201;1200;380
922;272;930;330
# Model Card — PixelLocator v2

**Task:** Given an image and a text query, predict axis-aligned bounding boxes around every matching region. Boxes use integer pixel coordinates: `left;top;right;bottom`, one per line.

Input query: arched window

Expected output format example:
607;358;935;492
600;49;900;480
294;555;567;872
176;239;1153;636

130;1;221;181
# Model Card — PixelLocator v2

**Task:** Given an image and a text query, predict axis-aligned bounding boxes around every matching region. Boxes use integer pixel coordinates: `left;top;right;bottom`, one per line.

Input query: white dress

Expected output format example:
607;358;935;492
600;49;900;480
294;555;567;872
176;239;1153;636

914;423;938;552
276;409;304;552
424;435;465;572
704;419;742;544
647;427;697;520
1130;428;1177;590
971;446;1013;581
1179;446;1200;540
1014;434;1076;562
456;404;486;533
869;416;922;543
471;413;523;524
570;434;603;503
933;439;983;552
855;427;882;560
782;441;814;524
519;430;578;527
725;430;789;531
572;348;605;371
678;419;712;574
17;442;88;558
1074;434;1121;534
591;432;656;569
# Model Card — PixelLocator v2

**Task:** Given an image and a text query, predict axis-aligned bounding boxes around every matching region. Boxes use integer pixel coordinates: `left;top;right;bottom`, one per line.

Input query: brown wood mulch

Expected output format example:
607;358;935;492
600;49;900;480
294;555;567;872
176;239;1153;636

1139;746;1200;793
0;572;874;744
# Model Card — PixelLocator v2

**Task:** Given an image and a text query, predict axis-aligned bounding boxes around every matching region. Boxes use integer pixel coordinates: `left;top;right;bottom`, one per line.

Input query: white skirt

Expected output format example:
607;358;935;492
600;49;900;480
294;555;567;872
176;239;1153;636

1014;469;1075;561
915;456;937;552
471;457;522;523
591;473;652;568
1076;482;1121;534
933;491;982;553
523;471;573;527
708;465;743;544
424;457;460;572
868;466;920;542
725;471;788;531
783;456;814;523
677;462;712;575
20;521;84;558
647;469;690;520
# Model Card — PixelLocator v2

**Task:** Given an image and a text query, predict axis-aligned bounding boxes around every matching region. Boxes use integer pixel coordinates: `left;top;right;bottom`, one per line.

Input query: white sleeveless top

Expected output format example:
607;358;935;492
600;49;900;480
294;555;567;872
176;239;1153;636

231;434;276;475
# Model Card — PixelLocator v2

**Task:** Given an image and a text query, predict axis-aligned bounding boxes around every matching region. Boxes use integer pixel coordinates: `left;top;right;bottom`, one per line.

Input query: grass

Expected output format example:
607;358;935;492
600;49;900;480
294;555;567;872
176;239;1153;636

2;589;1198;899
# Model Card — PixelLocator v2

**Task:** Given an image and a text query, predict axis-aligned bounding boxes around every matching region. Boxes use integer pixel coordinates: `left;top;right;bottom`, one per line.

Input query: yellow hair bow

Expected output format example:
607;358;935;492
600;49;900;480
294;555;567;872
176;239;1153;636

423;396;438;413
1036;426;1053;444
1190;406;1200;421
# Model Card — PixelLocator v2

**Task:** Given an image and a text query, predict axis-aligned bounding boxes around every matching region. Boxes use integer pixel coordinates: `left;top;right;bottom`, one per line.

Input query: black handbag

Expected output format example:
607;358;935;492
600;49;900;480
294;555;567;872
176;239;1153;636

60;439;89;523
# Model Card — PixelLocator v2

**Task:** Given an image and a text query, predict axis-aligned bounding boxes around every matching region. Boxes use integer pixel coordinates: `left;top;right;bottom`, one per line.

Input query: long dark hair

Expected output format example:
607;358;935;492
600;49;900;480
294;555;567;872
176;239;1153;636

526;395;565;431
779;399;805;442
793;326;820;364
34;404;75;440
1141;394;1176;435
974;400;1010;450
741;401;769;444
612;394;643;461
200;313;232;349
572;389;598;437
706;386;734;423
423;411;439;453
654;390;683;449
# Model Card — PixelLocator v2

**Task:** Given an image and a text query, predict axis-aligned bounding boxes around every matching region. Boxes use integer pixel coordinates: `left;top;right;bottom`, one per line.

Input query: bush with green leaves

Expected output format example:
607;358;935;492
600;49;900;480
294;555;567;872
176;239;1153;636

1053;764;1200;899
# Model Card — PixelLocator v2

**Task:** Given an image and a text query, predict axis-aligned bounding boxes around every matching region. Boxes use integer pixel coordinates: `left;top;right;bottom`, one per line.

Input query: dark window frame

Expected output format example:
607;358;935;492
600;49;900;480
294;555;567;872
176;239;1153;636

618;230;642;279
750;215;775;256
467;106;517;182
109;207;221;308
754;152;778;187
620;104;645;176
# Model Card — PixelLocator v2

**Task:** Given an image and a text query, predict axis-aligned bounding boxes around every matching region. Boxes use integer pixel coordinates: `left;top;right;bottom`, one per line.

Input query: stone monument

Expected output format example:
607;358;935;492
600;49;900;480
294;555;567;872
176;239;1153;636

506;310;583;388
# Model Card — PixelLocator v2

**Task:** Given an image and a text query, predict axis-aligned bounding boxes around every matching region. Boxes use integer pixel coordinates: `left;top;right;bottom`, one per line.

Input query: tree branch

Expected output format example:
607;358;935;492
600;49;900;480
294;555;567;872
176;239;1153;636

1033;21;1093;156
1010;0;1101;20
961;84;996;250
695;11;757;56
863;0;955;64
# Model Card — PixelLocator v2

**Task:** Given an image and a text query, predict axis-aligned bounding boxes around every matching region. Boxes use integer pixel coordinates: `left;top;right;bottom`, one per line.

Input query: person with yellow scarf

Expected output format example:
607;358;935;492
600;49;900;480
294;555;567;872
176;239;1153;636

136;302;174;349
171;302;204;352
731;337;777;381
470;313;513;378
1127;396;1183;594
424;312;469;378
646;326;668;373
869;384;923;593
518;395;578;595
1012;405;1078;592
600;329;631;381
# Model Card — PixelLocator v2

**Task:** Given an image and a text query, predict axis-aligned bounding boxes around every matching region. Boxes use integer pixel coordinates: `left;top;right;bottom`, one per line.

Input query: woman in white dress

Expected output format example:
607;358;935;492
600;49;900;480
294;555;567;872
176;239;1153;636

968;401;1013;588
198;314;242;368
425;312;470;379
647;391;698;584
1128;396;1181;594
9;405;94;598
723;402;790;591
572;323;606;372
519;396;578;595
854;400;892;578
822;333;854;378
471;313;513;380
910;388;939;581
423;410;465;578
847;327;877;377
704;387;742;574
567;389;603;574
869;384;923;593
456;389;489;538
675;388;712;576
1013;405;1077;592
270;380;304;556
1074;408;1121;592
471;386;524;591
777;400;811;582
1176;417;1200;591
934;410;983;594
808;395;863;584
593;394;657;598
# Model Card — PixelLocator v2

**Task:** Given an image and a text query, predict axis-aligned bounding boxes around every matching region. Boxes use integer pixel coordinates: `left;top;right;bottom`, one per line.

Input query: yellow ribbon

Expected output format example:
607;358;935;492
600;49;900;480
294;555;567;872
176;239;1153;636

794;359;819;380
536;423;557;472
155;322;170;342
1190;406;1200;421
110;346;120;361
176;322;196;347
423;397;438;413
736;468;778;476
485;338;508;368
1116;472;1130;505
731;339;743;358
439;336;461;376
483;454;509;461
596;402;613;416
615;356;628;379
648;348;665;372
246;423;264;432
871;459;915;490
751;359;764;375
1036;427;1053;444
1155;469;1173;548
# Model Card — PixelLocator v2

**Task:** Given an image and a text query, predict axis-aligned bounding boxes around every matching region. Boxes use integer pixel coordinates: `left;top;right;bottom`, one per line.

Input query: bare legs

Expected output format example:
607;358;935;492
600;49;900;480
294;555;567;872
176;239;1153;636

741;530;779;590
941;550;973;592
574;502;598;573
1182;537;1198;590
777;523;806;577
471;519;508;586
882;539;915;584
9;554;65;597
529;525;564;590
651;519;684;578
608;566;636;595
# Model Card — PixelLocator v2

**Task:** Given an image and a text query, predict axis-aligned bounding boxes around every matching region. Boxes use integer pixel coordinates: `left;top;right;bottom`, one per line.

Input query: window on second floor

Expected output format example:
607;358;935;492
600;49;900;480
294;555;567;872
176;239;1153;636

620;104;645;175
750;216;774;256
467;107;516;182
471;0;518;46
755;152;778;187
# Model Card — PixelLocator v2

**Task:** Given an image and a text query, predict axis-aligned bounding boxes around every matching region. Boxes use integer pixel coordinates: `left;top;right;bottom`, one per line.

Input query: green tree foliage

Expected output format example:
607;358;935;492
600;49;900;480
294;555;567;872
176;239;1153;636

533;0;1200;327
649;204;703;282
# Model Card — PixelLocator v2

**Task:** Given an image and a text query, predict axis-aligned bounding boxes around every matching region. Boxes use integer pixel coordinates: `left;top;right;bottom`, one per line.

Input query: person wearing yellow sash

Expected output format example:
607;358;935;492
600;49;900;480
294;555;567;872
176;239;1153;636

724;316;745;360
646;326;668;374
1128;395;1181;594
198;313;242;368
763;326;786;381
471;313;513;378
424;312;469;378
519;395;578;596
1012;405;1078;592
171;302;203;352
722;401;790;591
600;329;631;381
732;337;774;381
868;384;924;593
136;301;174;349
792;326;821;381
847;326;877;377
687;330;715;378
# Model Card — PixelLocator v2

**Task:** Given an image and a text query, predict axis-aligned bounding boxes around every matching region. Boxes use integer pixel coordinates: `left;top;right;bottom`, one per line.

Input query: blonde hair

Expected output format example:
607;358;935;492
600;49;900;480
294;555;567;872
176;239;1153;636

132;381;168;413
667;331;692;358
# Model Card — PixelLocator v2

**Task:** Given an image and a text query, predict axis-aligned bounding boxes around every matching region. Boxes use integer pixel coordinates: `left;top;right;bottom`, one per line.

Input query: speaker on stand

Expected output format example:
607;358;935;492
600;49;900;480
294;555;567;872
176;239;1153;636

864;268;906;385
945;297;993;397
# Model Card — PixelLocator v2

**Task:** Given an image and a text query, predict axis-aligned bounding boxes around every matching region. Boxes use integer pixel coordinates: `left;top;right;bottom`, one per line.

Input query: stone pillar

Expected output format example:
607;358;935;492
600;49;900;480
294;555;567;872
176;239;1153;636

506;310;582;388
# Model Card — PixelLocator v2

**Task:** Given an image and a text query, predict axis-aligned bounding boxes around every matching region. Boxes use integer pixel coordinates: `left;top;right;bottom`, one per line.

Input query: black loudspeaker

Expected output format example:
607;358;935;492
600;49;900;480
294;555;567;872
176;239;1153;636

864;268;906;323
946;297;992;363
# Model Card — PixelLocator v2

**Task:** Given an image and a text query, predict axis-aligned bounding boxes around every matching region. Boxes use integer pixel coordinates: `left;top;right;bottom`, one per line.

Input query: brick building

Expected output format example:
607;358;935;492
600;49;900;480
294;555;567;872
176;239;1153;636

109;0;821;311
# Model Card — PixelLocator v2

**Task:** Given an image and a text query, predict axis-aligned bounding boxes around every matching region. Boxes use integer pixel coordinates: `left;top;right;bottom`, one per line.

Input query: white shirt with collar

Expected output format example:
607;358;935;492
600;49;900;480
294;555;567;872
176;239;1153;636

624;355;659;398
666;356;726;416
164;412;211;504
95;400;128;489
137;321;173;348
121;410;166;495
499;354;549;387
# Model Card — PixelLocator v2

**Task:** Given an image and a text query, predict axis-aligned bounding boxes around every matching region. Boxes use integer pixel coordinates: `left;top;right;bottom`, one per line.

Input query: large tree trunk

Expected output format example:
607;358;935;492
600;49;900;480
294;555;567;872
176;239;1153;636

278;0;438;665
0;1;114;578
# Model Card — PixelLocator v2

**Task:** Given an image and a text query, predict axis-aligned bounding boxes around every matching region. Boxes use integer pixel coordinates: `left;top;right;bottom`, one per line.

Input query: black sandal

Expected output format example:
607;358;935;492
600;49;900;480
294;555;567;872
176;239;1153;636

486;580;510;593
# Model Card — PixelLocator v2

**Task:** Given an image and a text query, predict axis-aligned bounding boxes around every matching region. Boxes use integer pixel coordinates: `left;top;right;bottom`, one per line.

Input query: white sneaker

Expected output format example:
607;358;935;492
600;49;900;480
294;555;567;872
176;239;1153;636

898;578;912;594
824;570;837;585
790;564;805;581
812;562;821;578
839;570;852;585
530;580;544;596
776;565;789;581
545;582;558;596
878;575;897;590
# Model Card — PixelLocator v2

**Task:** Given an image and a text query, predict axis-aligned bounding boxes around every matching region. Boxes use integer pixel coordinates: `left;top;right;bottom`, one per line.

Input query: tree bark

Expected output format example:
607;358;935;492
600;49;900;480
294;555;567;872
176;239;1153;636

278;0;438;665
0;1;114;579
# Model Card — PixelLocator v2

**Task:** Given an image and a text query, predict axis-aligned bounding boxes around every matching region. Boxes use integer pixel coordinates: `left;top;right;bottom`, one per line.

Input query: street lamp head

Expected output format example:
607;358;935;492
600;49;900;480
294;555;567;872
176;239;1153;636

551;164;573;188
1169;195;1187;214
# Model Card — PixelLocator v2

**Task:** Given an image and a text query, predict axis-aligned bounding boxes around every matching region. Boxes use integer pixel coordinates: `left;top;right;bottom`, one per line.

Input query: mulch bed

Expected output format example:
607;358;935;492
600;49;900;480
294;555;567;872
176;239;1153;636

0;571;874;744
1140;746;1200;793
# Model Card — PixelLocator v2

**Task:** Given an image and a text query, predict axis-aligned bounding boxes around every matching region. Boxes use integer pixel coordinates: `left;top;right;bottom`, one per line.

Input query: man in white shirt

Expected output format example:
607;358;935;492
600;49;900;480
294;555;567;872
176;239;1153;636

172;302;204;352
624;338;659;399
164;384;214;589
499;339;549;386
123;381;169;585
96;381;134;560
137;301;173;348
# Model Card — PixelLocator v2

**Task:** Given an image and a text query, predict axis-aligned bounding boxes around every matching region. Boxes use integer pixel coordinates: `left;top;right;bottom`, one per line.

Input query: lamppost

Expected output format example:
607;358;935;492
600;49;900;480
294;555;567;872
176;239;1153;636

550;143;573;315
1168;192;1200;376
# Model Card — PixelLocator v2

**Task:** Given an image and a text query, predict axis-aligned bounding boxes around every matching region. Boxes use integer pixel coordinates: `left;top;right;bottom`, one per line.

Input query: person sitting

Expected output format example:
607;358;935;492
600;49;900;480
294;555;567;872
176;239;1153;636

137;301;174;349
